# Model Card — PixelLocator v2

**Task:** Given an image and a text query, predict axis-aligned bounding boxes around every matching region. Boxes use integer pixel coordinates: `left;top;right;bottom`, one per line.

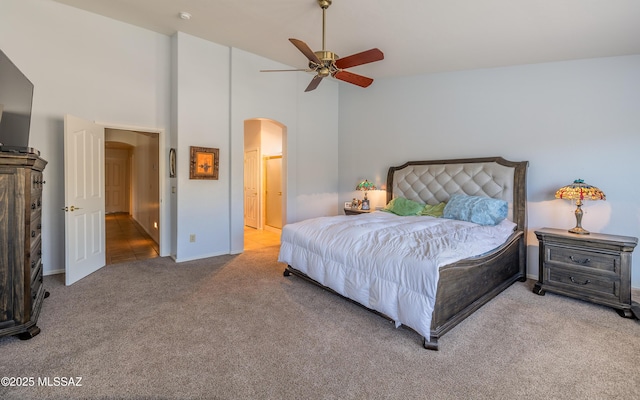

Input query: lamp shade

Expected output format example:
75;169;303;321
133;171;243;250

356;179;376;191
555;179;606;201
555;179;605;235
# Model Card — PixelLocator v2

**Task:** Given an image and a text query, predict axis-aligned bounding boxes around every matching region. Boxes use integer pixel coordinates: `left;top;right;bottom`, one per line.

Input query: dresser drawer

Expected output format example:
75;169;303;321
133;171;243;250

29;213;42;244
29;193;42;214
30;252;42;283
30;265;43;306
547;268;619;298
30;233;42;261
546;244;619;274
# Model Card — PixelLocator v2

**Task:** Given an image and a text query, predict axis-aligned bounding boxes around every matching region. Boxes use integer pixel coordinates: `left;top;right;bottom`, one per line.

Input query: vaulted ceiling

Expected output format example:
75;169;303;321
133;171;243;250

53;0;640;79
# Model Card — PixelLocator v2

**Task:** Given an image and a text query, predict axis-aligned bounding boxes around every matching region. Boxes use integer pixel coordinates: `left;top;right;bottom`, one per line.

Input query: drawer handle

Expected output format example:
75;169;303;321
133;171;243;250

570;276;591;285
569;256;591;264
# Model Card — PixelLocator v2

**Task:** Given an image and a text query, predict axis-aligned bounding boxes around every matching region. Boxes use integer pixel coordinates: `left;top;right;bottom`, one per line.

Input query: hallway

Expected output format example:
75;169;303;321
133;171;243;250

106;213;159;265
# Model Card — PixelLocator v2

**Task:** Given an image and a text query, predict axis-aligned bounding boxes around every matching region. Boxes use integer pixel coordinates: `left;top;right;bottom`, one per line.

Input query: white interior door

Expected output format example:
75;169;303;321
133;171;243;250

244;149;258;228
265;156;282;229
64;114;106;285
105;155;128;213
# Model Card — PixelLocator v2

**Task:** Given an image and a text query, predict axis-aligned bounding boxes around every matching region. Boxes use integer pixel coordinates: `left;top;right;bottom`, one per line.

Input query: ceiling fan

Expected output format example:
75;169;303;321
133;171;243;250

261;0;384;92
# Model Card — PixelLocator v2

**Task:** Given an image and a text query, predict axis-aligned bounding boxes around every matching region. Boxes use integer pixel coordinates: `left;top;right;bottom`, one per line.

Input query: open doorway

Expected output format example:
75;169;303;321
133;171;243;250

105;129;160;264
243;118;285;250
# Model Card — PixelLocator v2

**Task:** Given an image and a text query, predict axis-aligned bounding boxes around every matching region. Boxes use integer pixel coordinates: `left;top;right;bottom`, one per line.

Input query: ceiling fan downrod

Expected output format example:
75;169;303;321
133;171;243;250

319;0;331;51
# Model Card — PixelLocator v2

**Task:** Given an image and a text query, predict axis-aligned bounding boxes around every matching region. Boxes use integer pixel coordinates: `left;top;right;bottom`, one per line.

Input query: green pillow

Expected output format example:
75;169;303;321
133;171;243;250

420;202;446;217
383;197;424;216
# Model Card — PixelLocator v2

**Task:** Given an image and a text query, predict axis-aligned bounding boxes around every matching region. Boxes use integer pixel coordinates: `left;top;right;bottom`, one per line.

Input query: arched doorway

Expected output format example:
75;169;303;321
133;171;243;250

243;118;286;250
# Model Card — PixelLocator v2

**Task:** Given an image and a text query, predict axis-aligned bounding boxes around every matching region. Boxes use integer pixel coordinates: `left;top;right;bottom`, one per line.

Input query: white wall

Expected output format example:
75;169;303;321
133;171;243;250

131;132;160;244
338;55;640;287
0;0;172;275
172;32;231;262
260;120;283;156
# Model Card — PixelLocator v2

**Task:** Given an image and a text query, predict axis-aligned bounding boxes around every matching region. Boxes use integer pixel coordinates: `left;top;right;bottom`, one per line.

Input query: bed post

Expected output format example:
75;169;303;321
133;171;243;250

423;336;439;351
513;160;529;281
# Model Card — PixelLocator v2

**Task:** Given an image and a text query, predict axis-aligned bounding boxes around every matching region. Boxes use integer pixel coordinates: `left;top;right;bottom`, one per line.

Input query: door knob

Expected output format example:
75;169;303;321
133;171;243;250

61;205;83;212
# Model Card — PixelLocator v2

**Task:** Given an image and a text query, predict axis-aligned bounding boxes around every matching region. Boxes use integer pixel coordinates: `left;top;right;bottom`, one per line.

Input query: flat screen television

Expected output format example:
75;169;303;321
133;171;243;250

0;49;36;154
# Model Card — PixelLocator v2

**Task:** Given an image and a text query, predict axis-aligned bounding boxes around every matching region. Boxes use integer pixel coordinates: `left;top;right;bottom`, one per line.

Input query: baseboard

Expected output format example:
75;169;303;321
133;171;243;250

43;268;64;276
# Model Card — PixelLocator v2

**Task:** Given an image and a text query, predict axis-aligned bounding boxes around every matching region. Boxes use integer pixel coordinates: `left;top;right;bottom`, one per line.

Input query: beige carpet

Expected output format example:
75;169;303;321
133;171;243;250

1;245;639;400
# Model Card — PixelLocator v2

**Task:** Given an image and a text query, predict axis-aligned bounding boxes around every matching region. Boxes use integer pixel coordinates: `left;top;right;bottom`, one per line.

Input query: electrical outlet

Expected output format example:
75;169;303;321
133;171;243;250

189;234;196;242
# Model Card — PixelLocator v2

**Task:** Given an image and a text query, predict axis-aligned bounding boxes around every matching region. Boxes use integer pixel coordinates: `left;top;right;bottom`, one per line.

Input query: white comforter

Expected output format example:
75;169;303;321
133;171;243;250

277;211;516;339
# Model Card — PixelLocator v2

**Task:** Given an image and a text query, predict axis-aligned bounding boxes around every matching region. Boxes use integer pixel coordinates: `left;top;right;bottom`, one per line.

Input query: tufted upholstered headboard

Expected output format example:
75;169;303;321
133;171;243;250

386;157;528;232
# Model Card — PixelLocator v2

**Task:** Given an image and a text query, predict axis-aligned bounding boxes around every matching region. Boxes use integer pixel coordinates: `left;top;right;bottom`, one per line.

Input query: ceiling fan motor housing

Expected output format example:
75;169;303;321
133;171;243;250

310;51;339;76
314;50;338;62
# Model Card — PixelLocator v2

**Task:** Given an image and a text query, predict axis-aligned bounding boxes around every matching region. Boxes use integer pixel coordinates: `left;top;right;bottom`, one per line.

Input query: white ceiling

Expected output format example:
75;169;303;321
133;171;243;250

53;0;640;80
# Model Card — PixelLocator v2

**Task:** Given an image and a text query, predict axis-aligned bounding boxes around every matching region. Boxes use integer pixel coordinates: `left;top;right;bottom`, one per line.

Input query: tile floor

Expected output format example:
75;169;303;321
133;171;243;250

106;213;281;265
244;227;281;250
106;213;159;265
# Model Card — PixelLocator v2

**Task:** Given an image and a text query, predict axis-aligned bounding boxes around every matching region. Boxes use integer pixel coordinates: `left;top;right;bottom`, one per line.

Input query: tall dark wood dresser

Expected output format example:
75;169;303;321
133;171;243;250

0;151;49;339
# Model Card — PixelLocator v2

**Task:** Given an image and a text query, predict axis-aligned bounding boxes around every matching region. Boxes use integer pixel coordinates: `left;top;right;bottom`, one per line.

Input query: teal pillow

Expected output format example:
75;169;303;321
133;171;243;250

383;197;424;216
443;194;508;226
420;202;446;217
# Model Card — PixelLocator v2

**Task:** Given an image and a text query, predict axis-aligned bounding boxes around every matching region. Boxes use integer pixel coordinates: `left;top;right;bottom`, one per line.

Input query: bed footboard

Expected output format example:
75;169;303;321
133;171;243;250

429;231;525;341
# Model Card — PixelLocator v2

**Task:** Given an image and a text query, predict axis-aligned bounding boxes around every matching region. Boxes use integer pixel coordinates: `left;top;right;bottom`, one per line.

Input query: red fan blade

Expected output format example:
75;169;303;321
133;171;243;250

333;71;373;88
335;48;384;69
289;38;321;65
305;75;323;92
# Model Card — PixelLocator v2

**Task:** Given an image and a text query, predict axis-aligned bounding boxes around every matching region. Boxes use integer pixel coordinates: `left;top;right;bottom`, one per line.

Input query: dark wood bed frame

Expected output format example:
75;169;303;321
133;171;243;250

284;157;528;350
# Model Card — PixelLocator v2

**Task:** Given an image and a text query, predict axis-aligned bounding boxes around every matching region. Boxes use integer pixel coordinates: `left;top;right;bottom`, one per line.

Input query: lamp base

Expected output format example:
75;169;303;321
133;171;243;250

568;226;590;235
569;202;590;234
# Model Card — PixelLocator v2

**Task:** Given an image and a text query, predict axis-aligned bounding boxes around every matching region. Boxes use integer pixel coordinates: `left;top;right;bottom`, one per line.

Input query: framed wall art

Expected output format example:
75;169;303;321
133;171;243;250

189;146;219;180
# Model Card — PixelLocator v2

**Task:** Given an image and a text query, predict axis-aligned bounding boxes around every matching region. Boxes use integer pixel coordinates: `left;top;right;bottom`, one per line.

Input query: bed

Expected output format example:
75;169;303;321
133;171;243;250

278;157;528;350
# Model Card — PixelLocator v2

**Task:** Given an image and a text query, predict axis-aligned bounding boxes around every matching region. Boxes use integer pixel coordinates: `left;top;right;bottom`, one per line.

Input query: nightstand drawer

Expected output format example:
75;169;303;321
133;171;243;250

548;268;619;298
546;245;619;274
534;228;638;318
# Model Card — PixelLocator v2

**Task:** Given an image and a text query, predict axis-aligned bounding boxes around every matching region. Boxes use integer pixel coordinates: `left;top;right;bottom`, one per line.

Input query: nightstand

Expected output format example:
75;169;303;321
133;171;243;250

344;208;372;216
533;228;639;319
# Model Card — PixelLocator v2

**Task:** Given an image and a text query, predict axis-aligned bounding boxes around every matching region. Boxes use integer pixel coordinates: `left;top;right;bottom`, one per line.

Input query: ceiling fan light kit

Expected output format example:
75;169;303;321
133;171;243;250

262;0;384;92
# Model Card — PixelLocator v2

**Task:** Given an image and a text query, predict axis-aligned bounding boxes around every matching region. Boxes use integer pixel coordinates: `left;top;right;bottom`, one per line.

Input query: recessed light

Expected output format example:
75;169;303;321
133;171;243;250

179;12;191;20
